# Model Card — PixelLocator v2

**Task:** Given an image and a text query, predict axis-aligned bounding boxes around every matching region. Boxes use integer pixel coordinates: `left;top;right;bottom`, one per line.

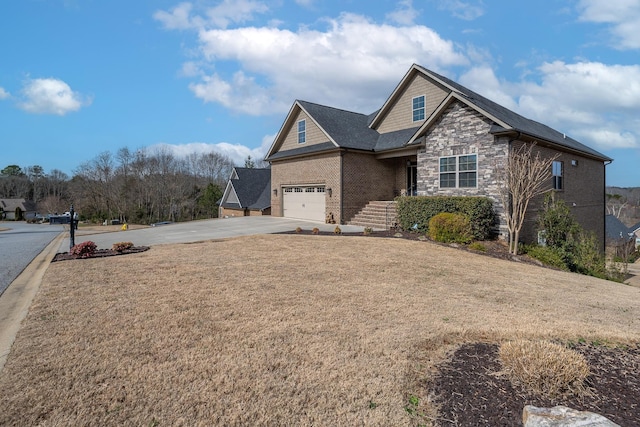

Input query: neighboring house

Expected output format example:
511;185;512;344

605;215;636;258
219;167;271;217
0;198;37;220
265;63;612;247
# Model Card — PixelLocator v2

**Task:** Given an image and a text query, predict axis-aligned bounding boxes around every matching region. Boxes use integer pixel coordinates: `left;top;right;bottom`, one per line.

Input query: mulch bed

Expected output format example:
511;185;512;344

51;246;150;262
429;342;640;426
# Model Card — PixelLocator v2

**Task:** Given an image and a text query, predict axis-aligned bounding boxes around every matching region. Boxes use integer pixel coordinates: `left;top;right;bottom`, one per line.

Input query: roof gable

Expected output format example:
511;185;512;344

266;64;611;162
265;101;337;159
222;167;271;210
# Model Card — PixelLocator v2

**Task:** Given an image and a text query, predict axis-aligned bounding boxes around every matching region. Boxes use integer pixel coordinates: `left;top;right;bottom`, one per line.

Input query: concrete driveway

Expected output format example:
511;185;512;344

58;216;372;251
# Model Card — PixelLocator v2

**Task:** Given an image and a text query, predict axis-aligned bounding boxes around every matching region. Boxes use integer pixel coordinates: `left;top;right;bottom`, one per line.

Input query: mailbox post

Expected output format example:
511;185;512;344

69;204;76;250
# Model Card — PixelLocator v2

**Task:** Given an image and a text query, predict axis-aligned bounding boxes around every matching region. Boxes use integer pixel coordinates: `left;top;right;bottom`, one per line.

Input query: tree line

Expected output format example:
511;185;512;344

0;147;243;224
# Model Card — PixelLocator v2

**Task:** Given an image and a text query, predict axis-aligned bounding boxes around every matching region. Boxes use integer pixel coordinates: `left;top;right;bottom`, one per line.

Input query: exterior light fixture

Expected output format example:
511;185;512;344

273;189;277;196
327;188;332;197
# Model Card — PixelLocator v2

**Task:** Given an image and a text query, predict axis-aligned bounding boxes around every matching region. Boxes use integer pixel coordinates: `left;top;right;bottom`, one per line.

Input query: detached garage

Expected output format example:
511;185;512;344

283;186;326;222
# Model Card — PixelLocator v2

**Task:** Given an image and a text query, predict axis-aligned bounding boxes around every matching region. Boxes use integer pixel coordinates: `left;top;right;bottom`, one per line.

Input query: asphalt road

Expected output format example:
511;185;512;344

0;222;64;296
58;216;372;251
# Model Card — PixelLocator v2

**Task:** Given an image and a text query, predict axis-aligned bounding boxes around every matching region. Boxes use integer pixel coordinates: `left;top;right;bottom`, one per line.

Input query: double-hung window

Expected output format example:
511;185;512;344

297;119;306;144
552;160;563;190
412;95;425;122
439;154;477;188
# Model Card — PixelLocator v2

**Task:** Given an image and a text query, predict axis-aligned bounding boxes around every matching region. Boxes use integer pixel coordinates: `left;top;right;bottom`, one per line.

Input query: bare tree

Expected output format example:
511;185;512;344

606;193;628;218
495;142;558;255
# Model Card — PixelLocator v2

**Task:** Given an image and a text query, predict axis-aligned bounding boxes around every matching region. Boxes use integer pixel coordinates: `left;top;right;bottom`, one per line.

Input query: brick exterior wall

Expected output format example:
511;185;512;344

271;152;341;222
341;152;397;222
515;142;606;247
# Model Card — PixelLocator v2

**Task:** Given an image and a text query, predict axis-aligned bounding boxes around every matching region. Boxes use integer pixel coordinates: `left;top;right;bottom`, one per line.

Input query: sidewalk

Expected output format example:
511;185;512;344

0;233;64;373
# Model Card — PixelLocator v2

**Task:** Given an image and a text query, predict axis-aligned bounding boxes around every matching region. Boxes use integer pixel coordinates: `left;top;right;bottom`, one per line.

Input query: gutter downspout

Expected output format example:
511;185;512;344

340;150;344;224
604;159;613;253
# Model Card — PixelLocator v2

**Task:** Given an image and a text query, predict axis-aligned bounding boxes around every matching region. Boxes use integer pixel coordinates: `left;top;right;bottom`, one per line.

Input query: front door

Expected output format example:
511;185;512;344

407;162;417;196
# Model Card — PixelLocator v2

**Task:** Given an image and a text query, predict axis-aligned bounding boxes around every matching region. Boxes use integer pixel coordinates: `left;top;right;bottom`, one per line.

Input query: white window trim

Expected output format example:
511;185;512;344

438;154;478;189
412;95;426;122
297;119;306;144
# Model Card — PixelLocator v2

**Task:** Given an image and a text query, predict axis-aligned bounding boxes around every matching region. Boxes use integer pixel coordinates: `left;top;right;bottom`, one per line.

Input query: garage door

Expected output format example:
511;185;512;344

283;186;326;222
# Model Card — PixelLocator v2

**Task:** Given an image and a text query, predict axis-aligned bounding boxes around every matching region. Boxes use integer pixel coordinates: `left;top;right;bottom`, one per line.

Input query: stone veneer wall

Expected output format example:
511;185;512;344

417;101;509;238
417;101;606;247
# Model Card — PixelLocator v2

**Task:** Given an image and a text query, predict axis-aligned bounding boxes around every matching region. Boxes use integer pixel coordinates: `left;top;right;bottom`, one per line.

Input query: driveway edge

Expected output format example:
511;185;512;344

0;232;64;373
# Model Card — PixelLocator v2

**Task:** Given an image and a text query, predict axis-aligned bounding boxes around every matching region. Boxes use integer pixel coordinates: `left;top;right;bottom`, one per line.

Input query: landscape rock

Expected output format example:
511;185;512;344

523;405;620;427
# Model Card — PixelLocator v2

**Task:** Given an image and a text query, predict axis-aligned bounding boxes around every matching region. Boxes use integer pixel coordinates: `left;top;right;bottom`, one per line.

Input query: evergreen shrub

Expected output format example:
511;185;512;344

395;196;496;240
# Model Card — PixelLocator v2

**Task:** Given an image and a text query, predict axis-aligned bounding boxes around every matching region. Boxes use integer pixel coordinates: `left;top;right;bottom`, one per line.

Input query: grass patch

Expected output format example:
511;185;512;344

1;235;638;425
499;340;591;399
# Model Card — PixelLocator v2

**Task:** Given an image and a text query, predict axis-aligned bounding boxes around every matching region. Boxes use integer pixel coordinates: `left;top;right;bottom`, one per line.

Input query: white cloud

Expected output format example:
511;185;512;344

148;133;275;166
577;0;640;49
436;0;485;21
188;12;467;114
458;66;518;111
462;61;640;150
19;78;91;115
0;87;9;99
154;0;268;30
386;0;420;26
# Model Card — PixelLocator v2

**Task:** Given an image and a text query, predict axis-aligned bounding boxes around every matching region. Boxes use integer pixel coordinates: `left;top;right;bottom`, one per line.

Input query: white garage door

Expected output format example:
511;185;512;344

283;186;326;222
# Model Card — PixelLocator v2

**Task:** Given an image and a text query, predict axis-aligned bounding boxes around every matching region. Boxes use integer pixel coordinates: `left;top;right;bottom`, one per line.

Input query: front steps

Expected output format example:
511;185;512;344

347;201;397;230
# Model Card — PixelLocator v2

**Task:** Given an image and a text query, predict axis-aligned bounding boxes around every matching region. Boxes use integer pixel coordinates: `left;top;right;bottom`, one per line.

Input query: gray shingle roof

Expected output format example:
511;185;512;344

266;141;337;161
605;214;635;241
422;66;612;161
298;101;379;151
222;168;271;210
269;65;611;162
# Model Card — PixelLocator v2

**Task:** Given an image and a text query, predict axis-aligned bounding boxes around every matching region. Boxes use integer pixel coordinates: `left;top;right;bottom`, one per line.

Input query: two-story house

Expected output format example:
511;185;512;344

265;64;611;245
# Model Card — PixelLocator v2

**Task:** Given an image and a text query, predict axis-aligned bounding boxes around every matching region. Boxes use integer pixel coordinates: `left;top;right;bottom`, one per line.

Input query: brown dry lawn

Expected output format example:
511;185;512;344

1;234;639;426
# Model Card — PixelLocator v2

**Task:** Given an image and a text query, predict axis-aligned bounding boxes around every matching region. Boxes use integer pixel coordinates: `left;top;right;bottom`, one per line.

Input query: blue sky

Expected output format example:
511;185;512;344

1;0;639;187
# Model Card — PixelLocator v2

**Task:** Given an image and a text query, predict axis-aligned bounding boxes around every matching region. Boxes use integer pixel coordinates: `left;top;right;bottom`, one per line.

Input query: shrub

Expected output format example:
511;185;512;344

499;340;591;399
428;212;472;244
295;226;303;233
112;241;134;252
70;241;97;259
312;227;320;235
538;194;580;249
363;227;373;235
522;245;570;270
468;242;486;252
334;225;342;234
395;196;496;240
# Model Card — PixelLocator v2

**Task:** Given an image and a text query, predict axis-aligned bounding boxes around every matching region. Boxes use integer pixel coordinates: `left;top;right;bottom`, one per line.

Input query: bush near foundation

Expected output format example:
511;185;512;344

428;212;472;244
396;196;496;240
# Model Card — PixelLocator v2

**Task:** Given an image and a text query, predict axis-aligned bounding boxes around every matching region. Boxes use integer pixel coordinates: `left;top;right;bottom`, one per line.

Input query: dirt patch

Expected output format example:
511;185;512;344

51;246;150;262
1;235;639;426
430;342;640;426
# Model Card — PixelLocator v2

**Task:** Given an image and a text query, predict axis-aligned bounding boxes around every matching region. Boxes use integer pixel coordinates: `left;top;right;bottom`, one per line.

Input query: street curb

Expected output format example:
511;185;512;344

0;232;64;374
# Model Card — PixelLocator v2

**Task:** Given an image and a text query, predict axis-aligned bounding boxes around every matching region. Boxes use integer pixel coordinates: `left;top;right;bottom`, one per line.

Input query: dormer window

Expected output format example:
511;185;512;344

297;119;306;144
412;95;425;122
